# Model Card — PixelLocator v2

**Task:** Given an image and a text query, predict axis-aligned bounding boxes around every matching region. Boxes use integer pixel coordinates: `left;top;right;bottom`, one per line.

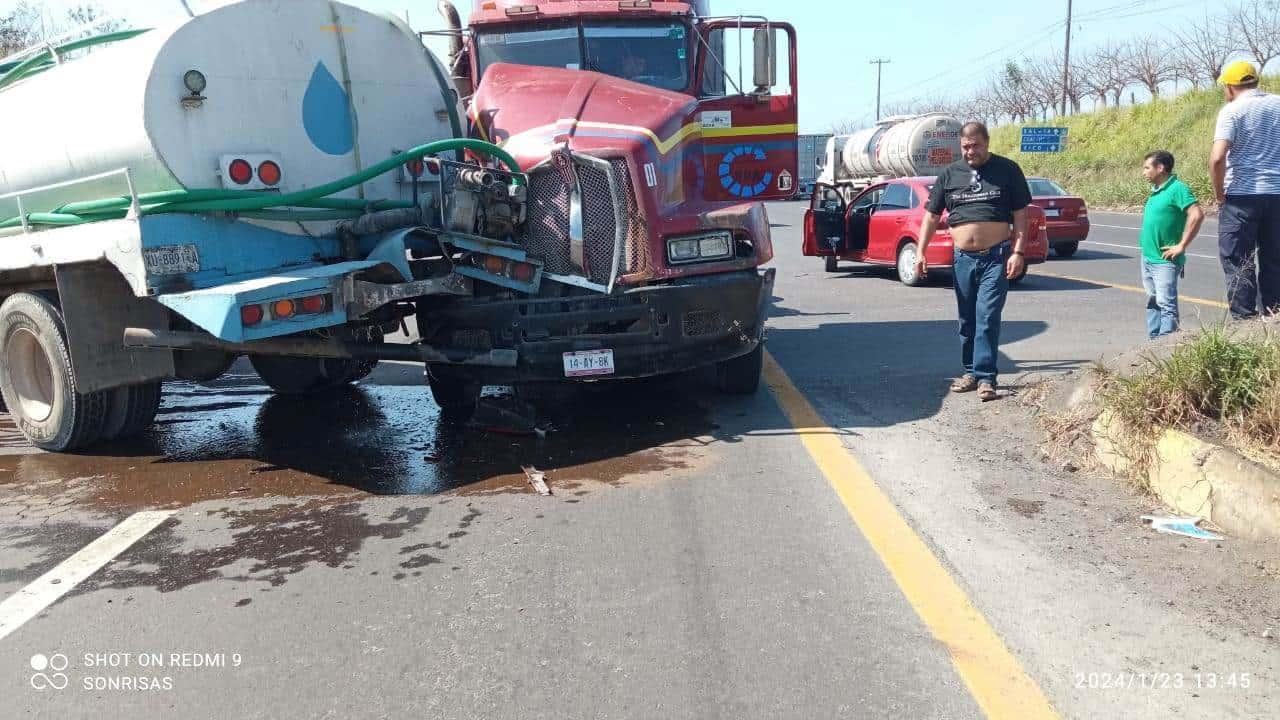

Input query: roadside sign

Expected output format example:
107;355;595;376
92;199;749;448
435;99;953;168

1021;127;1068;153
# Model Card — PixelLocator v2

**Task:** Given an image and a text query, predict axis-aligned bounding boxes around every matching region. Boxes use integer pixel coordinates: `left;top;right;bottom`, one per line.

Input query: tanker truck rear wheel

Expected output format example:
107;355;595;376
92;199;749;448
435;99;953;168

250;355;361;395
426;367;481;419
0;292;108;451
101;382;163;441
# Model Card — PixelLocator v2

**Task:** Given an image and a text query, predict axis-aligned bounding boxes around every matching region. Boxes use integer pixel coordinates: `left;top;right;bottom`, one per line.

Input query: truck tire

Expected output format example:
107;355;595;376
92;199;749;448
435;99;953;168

0;292;108;451
101;382;163;441
716;344;763;395
824;255;839;273
427;368;481;418
250;355;361;395
1053;241;1079;258
897;242;924;287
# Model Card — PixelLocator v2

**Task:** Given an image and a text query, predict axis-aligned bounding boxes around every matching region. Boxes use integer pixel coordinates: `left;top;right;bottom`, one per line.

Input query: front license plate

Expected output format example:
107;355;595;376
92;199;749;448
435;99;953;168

1044;208;1060;218
563;349;615;377
143;244;201;275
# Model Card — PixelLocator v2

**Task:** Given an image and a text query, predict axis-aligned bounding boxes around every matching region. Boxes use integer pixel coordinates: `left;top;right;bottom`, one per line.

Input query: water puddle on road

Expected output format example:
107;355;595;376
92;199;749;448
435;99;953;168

0;372;721;512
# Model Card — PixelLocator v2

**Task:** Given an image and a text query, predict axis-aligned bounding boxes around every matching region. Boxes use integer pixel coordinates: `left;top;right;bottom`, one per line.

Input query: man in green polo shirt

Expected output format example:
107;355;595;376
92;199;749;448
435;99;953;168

1139;150;1205;337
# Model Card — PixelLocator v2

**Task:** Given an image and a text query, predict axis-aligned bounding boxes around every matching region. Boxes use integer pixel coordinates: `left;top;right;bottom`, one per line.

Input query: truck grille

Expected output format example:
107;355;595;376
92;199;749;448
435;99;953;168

523;155;648;289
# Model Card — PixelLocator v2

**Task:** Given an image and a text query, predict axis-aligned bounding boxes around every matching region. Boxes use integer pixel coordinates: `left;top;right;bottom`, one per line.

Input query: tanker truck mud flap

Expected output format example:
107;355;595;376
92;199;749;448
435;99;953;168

54;263;174;393
420;268;776;384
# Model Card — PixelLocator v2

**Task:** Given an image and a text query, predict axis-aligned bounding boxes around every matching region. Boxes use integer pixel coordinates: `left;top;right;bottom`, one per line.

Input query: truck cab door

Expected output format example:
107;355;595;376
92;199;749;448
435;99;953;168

695;20;797;202
803;183;845;256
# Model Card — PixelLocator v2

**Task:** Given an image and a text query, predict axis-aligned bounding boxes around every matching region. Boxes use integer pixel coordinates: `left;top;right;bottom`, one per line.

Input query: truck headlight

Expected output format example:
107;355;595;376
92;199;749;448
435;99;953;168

666;232;734;264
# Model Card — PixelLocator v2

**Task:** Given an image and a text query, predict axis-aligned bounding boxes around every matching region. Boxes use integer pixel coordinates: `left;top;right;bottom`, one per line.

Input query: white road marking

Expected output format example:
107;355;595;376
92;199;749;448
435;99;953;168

1082;240;1218;261
0;510;175;642
1091;223;1216;240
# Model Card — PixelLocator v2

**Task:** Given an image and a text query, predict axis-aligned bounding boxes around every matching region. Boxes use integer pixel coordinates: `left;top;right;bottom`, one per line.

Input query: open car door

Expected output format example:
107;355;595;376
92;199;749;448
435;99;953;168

803;183;846;256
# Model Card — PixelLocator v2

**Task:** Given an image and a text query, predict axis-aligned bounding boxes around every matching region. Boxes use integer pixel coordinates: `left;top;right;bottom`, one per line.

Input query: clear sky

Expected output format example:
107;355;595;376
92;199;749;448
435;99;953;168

4;0;1230;133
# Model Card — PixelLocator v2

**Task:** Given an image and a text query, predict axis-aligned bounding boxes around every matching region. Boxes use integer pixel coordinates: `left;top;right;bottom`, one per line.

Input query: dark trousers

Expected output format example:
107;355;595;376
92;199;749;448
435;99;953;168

953;241;1010;384
1219;194;1280;319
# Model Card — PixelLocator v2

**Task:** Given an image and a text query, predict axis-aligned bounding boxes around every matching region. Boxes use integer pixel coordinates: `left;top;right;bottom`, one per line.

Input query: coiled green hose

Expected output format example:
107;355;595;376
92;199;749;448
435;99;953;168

2;138;523;230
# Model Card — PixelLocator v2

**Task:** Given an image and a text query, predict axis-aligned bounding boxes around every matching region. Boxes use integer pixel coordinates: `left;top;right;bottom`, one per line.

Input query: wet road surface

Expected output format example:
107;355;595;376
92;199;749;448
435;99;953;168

1;203;1276;719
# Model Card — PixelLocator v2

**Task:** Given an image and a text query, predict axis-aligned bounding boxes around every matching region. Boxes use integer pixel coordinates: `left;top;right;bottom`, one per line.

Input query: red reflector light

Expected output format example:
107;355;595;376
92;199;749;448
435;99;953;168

405;159;424;178
512;263;535;282
228;159;253;185
240;304;263;326
483;255;505;274
300;294;327;314
257;160;282;186
272;299;296;318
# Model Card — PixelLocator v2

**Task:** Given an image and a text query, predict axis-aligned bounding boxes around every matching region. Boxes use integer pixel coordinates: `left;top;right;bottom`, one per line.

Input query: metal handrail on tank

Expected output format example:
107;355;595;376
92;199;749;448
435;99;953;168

0;167;141;234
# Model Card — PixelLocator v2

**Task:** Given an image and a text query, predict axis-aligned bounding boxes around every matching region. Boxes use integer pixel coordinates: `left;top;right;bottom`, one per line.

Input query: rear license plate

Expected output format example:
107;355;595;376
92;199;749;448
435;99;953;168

143;244;201;275
1044;208;1061;218
563;349;615;377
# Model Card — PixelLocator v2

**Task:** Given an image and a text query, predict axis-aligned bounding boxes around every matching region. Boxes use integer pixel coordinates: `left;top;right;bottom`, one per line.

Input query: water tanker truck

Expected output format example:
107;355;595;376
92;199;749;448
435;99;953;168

0;0;796;452
0;0;563;451
817;114;962;201
424;0;797;402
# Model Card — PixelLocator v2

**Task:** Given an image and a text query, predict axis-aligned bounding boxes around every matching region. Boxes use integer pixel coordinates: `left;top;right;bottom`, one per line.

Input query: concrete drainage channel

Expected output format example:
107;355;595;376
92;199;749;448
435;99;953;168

1092;411;1280;543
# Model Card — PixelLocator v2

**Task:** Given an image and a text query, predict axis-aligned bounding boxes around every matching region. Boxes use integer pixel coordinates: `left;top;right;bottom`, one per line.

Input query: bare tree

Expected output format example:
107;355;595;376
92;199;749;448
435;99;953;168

1230;0;1280;70
1173;13;1237;85
0;2;41;58
1128;37;1178;97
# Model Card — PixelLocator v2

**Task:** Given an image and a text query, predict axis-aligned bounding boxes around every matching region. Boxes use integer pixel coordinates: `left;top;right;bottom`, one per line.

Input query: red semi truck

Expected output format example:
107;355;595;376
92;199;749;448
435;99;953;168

421;0;797;407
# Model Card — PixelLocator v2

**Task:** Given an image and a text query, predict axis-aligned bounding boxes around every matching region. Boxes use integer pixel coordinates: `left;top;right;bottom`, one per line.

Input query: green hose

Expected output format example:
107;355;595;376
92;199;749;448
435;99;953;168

0;29;152;92
4;138;522;230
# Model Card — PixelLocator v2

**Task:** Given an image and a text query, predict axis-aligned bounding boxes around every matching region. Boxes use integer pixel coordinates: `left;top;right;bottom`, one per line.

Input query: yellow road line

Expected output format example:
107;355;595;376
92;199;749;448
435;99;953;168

1033;269;1229;310
762;351;1060;720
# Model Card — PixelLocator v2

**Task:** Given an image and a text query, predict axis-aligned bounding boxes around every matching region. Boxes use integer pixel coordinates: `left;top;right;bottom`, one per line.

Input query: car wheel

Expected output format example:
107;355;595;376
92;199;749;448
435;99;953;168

896;242;923;287
824;255;839;273
1053;241;1079;258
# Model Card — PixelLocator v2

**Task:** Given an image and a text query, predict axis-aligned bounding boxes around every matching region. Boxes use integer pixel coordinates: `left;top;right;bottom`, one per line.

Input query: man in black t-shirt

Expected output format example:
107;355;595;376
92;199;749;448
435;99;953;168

917;121;1031;401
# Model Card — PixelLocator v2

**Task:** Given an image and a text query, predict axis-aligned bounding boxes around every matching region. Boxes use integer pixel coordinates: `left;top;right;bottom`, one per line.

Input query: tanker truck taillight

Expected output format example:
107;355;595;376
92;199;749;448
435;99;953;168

219;154;284;190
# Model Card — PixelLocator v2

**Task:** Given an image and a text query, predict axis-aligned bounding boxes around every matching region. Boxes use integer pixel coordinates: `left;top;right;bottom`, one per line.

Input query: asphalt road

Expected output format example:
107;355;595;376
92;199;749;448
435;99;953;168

0;202;1276;719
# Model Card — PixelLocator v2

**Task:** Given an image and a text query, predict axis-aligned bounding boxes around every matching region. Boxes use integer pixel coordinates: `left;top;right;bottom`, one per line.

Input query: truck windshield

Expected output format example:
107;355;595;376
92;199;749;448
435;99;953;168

475;21;691;92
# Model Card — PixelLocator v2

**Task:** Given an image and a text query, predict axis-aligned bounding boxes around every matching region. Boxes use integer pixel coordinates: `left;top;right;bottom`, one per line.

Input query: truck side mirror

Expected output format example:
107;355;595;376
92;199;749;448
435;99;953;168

752;27;775;92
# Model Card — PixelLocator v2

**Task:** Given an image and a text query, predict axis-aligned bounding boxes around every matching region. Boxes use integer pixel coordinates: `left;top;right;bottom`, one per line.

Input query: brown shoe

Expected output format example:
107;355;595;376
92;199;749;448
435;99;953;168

978;382;999;402
950;375;978;393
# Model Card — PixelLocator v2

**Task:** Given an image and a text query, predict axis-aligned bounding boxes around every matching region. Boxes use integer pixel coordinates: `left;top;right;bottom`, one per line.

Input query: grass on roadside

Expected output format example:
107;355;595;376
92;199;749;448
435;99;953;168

989;75;1280;209
1098;325;1280;481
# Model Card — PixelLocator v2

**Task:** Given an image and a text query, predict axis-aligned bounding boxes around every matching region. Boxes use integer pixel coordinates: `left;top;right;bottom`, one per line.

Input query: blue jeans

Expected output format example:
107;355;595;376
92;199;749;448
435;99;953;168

953;241;1010;385
1219;194;1280;319
1141;258;1180;337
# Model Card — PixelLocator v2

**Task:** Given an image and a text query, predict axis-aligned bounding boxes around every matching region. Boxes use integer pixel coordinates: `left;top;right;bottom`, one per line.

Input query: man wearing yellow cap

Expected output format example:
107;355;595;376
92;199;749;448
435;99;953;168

1211;60;1280;319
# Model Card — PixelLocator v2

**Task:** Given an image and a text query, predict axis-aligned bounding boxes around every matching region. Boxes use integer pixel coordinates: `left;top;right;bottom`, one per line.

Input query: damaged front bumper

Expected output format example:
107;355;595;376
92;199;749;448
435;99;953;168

427;268;776;383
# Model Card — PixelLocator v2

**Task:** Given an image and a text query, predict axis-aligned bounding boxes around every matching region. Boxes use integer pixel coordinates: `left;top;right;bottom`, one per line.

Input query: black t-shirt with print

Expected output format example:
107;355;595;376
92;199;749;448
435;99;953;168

925;154;1032;226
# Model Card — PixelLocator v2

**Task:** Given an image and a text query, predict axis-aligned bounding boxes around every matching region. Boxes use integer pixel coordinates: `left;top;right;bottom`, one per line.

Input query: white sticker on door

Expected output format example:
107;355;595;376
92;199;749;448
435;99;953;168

700;111;732;129
778;170;793;192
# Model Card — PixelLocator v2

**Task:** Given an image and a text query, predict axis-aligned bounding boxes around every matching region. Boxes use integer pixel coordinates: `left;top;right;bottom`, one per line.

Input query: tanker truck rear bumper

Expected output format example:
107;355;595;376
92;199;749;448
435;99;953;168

420;268;775;384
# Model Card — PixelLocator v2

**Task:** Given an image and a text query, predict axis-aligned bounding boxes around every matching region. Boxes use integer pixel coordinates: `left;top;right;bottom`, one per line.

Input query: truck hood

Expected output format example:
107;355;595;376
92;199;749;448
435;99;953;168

470;63;698;170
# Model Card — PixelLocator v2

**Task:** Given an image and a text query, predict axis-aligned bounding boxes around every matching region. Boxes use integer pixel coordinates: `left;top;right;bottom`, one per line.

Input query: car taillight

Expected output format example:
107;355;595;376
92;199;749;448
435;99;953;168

228;159;253;185
240;304;263;326
511;262;536;282
257;160;282;186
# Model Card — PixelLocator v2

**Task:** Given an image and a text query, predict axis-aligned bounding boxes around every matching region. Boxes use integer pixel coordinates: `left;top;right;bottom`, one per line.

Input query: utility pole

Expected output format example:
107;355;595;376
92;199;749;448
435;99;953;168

1060;0;1073;116
870;58;890;121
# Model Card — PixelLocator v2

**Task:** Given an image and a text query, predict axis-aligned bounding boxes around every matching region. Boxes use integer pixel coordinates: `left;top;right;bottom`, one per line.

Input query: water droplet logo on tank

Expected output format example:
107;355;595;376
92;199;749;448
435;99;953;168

303;62;355;155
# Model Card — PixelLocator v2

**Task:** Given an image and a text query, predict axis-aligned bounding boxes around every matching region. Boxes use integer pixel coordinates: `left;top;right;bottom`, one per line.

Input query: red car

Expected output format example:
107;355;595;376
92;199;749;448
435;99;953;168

802;177;1049;286
1028;176;1089;258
